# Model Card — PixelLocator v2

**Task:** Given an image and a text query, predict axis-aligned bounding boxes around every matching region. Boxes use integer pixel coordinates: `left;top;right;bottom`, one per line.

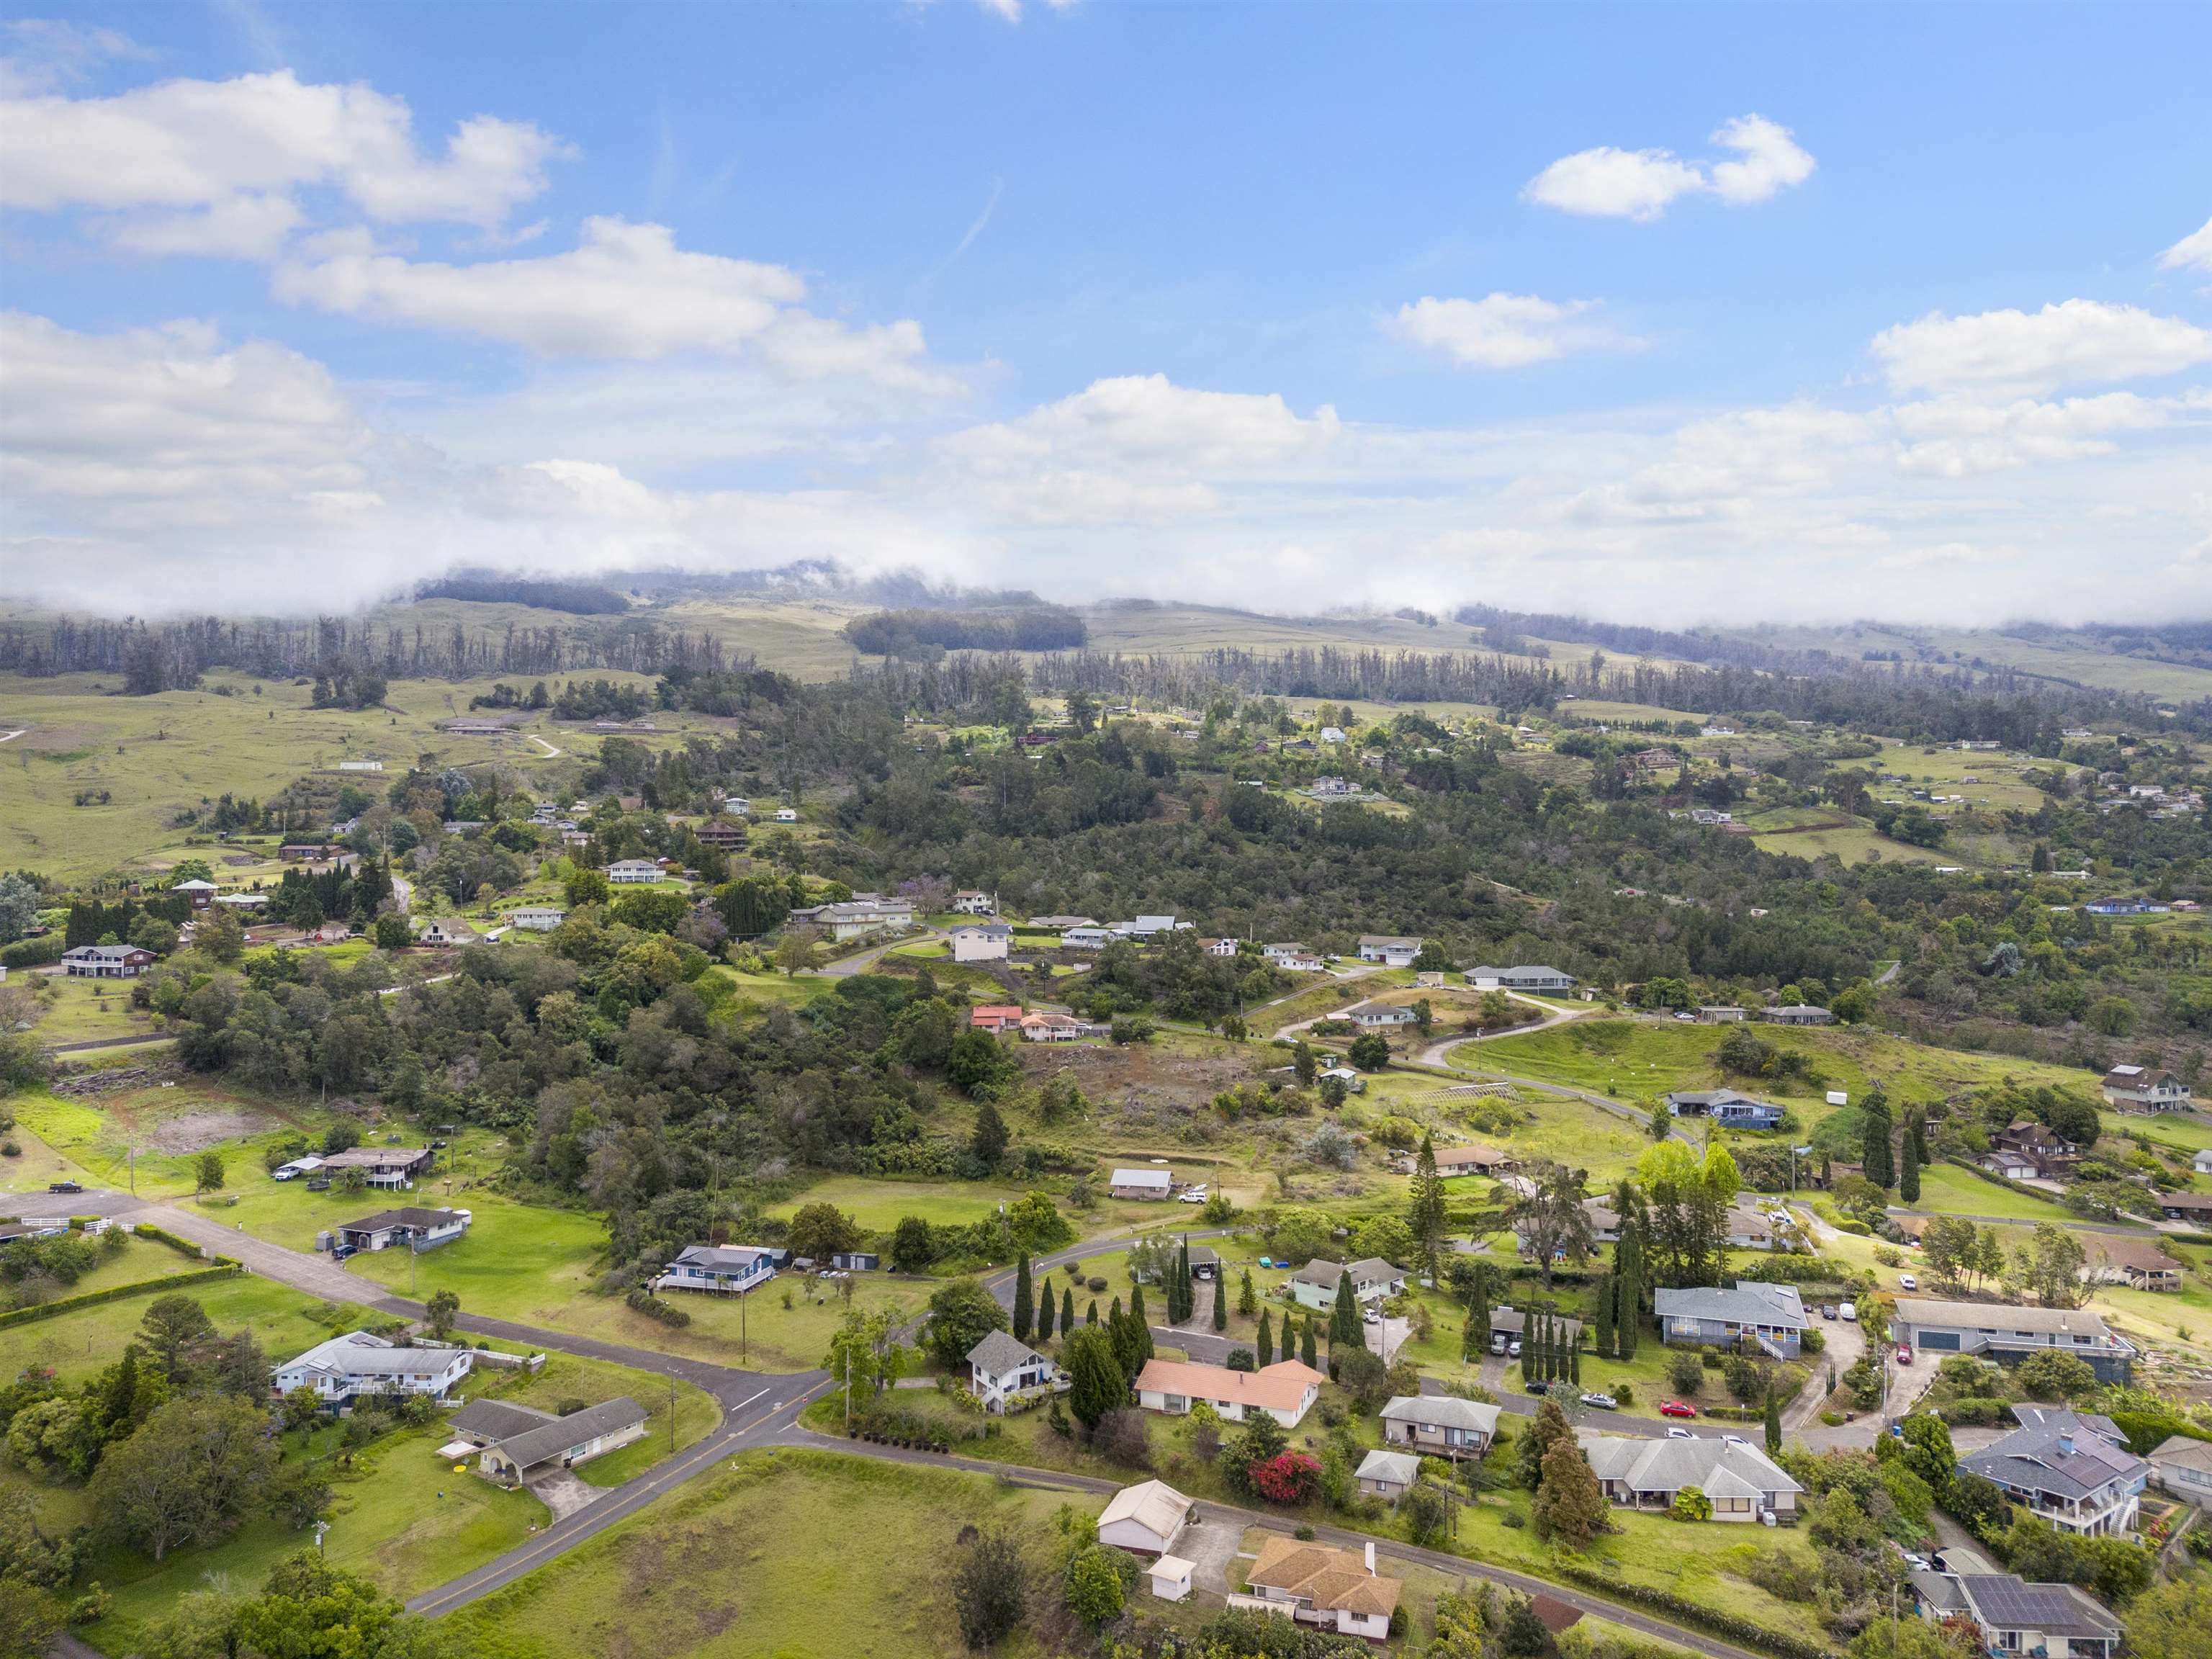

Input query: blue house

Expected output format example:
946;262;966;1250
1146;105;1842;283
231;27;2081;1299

1664;1088;1785;1130
655;1244;786;1295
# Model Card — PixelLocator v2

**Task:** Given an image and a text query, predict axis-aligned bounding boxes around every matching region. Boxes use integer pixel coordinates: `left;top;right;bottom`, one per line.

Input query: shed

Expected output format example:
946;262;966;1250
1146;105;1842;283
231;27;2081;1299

1148;1555;1195;1602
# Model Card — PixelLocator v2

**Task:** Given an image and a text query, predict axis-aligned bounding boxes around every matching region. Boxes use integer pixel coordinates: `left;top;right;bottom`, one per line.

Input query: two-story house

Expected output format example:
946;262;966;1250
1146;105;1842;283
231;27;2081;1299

966;1331;1064;1413
1910;1571;2120;1659
1987;1119;2082;1179
1285;1257;1405;1310
2102;1064;2192;1112
1356;934;1422;966
1959;1409;2146;1537
1891;1298;2136;1384
1378;1394;1500;1460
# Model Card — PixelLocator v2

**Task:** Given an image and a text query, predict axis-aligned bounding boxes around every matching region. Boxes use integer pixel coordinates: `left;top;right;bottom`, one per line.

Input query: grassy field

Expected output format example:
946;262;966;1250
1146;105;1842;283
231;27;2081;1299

439;1448;1097;1659
0;1233;220;1308
1902;1164;2077;1224
1463;1017;2094;1130
0;1272;379;1388
19;974;165;1046
1750;823;1952;867
6;1075;338;1198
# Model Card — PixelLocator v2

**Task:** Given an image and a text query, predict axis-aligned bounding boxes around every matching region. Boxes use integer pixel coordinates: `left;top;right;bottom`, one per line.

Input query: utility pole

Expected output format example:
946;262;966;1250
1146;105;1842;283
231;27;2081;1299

845;1347;853;1428
669;1376;676;1454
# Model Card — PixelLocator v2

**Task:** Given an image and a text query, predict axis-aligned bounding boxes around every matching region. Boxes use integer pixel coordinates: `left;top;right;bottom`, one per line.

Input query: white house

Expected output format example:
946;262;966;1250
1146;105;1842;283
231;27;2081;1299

950;922;1014;963
1110;1167;1174;1200
2195;1149;2212;1176
1064;925;1113;949
1238;1537;1399;1642
1098;1479;1194;1558
1467;965;1577;993
462;1396;649;1485
1356;934;1422;966
1378;1394;1500;1460
2102;1064;2191;1112
1133;1358;1325;1427
60;944;156;979
773;807;799;823
950;890;997;915
333;1207;470;1253
2150;1434;2212;1506
506;906;567;931
1285;1257;1403;1310
605;860;662;884
271;1331;473;1407
966;1330;1063;1413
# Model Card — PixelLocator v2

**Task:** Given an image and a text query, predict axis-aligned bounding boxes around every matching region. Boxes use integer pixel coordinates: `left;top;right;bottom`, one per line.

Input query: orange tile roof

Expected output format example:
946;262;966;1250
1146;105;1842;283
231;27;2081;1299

1133;1358;1324;1414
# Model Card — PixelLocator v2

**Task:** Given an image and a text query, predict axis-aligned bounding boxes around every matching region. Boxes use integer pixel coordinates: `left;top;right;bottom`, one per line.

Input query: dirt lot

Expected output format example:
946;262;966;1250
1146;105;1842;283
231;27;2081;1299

1014;1038;1261;1106
140;1105;284;1154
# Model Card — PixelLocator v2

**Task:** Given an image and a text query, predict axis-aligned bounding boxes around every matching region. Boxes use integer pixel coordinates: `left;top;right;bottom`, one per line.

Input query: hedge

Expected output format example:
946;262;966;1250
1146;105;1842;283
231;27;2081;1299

1552;1564;1831;1659
0;935;66;970
0;1264;241;1331
131;1223;216;1261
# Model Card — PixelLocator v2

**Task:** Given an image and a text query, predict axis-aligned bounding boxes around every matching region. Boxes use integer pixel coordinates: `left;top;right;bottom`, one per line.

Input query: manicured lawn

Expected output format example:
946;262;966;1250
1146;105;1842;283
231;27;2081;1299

1902;1164;2077;1224
706;963;831;1008
0;1272;377;1386
438;1449;1100;1659
4;1233;219;1304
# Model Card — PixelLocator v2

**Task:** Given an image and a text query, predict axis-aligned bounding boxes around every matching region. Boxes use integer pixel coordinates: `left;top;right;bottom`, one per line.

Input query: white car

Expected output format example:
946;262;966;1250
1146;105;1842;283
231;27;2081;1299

1839;1301;1858;1322
1177;1188;1207;1204
1898;1273;1917;1291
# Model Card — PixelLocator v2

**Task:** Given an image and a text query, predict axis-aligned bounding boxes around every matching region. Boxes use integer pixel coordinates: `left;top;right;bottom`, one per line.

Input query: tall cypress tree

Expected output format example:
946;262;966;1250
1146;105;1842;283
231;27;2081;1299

1062;1286;1076;1337
1908;1107;1929;1166
1593;1272;1615;1359
1569;1333;1581;1386
1899;1127;1921;1204
1301;1316;1318;1370
1085;1298;1098;1326
1012;1255;1034;1341
1330;1273;1361;1350
1035;1279;1055;1342
1469;1274;1492;1363
1174;1238;1193;1323
1763;1375;1783;1456
1408;1131;1448;1278
1616;1227;1642;1361
1862;1088;1896;1189
1257;1310;1274;1367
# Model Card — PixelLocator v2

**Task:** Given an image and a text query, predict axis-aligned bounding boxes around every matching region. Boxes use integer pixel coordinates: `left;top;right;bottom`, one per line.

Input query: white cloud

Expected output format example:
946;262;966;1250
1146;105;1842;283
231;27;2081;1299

2161;215;2212;275
1388;293;1627;368
1524;114;1813;220
101;192;302;259
273;217;936;382
1705;115;1817;205
0;68;566;233
1889;392;2189;476
0;17;147;96
1871;299;2212;394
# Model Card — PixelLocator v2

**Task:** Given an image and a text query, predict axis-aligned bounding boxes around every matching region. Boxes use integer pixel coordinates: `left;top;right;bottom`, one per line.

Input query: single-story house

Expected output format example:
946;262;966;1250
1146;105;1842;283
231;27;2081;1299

1064;925;1113;949
784;899;915;942
1262;941;1313;963
1663;1088;1786;1130
1356;1447;1421;1498
1098;1478;1194;1557
2154;1191;2212;1224
1466;965;1576;993
1030;915;1099;932
318;1146;436;1188
2150;1434;2212;1506
212;891;269;912
1489;1308;1582;1350
1187;1245;1220;1280
1112;914;1180;940
2100;1064;2191;1112
1910;1570;2121;1659
271;1331;472;1406
1020;1012;1105;1042
772;807;798;823
1725;1206;1779;1250
1891;1298;2135;1384
1315;1065;1366;1092
606;859;663;884
1357;935;1422;967
60;944;156;979
1981;1146;2043;1182
1696;1005;1746;1023
1959;1409;2145;1537
1110;1168;1174;1200
415;920;475;946
655;1244;783;1295
1344;1001;1419;1030
506;906;567;932
475;1397;649;1485
830;1251;879;1272
967;1330;1063;1413
1133;1357;1325;1427
334;1207;470;1253
440;1398;567;1455
1575;1428;1804;1523
969;1005;1025;1033
1653;1282;1807;1357
1285;1257;1405;1310
1760;1004;1833;1026
1237;1537;1401;1642
2195;1148;2212;1175
950;922;1014;963
1400;1143;1518;1177
2080;1233;2183;1292
1379;1394;1500;1460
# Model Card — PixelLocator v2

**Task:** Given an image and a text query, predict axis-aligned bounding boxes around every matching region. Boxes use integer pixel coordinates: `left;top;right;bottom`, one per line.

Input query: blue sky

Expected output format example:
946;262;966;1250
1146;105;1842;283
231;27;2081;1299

3;1;2208;621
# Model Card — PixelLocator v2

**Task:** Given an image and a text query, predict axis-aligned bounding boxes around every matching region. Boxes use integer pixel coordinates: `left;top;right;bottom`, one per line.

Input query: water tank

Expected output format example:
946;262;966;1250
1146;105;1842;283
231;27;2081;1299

315;1231;331;1252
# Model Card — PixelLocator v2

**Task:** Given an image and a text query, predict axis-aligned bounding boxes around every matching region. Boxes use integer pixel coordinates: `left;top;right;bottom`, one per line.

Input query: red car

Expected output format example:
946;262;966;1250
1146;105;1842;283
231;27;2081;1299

1658;1400;1697;1419
1895;1344;1914;1365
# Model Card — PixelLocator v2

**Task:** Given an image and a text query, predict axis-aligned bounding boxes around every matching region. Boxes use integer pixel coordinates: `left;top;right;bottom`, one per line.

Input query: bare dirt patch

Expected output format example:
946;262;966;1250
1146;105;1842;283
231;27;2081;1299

140;1106;282;1154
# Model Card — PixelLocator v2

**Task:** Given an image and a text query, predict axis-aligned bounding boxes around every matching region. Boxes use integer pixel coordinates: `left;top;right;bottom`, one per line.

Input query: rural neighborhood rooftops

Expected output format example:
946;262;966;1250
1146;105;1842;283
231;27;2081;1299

447;1399;559;1442
276;1331;451;1379
668;1244;779;1274
317;1146;433;1169
1110;1168;1174;1191
1130;1357;1324;1414
1911;1573;2122;1647
338;1207;464;1233
1097;1479;1194;1542
1960;1411;2144;1502
1289;1258;1402;1294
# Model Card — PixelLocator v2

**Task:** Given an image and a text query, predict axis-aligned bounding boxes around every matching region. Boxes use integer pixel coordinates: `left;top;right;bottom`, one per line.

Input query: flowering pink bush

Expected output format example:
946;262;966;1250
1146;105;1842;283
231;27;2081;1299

1249;1451;1321;1504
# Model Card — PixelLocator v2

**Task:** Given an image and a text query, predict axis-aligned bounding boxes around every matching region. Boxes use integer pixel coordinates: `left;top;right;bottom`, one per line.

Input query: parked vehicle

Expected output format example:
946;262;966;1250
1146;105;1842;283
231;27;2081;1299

1177;1189;1206;1204
1895;1344;1914;1364
47;1180;83;1194
1821;1304;1838;1320
1659;1400;1697;1419
1362;1309;1382;1325
1491;1334;1509;1355
1507;1339;1522;1358
1525;1380;1550;1397
1839;1302;1858;1321
1665;1427;1695;1439
1898;1273;1917;1291
1579;1392;1618;1410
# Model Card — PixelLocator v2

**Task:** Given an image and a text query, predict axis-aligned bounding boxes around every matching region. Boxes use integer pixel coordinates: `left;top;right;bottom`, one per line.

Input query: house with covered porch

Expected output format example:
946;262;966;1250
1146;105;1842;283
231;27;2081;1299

1653;1282;1806;1358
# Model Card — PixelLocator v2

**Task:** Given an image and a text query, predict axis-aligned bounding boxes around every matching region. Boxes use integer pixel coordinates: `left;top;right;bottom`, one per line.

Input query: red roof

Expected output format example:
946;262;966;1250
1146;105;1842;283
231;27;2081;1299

971;1005;1024;1026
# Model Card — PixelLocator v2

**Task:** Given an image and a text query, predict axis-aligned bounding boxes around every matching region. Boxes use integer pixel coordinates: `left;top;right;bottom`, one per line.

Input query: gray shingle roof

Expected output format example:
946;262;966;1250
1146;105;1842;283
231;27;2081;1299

1573;1429;1804;1501
1961;1412;2144;1502
448;1399;557;1442
1379;1395;1501;1434
486;1397;647;1472
1652;1282;1806;1328
966;1329;1048;1375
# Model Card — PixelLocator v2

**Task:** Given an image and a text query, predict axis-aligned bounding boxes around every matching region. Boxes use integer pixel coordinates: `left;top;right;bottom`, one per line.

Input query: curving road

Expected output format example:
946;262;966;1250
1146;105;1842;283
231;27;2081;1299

51;1195;1779;1653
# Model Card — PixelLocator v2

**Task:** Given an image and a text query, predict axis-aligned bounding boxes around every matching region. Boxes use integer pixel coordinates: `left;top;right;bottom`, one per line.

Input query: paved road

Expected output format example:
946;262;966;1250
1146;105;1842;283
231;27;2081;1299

1414;989;1587;1067
40;1032;176;1055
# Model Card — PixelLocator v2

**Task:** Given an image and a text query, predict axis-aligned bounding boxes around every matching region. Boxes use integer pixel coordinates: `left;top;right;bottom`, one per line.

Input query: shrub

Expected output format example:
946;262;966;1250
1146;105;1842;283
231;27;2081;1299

1249;1452;1321;1504
1671;1485;1713;1521
1090;1407;1151;1468
1667;1352;1704;1395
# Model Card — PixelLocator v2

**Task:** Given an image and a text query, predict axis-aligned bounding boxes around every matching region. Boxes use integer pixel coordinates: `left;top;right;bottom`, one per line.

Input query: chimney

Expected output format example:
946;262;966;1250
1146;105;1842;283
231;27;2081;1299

2058;1433;2074;1456
1364;1541;1375;1574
